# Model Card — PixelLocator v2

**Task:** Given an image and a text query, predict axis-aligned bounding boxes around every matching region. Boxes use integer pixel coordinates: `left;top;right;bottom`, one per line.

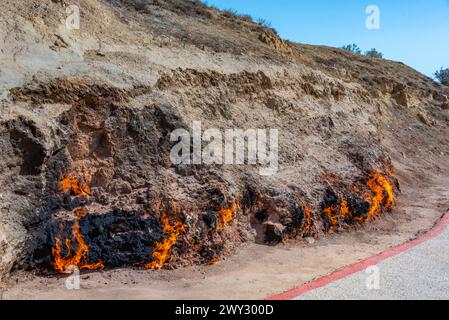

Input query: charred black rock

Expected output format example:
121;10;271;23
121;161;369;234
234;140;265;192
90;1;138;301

80;209;162;268
203;211;217;229
24;209;163;272
346;193;370;220
208;188;226;211
289;205;306;231
242;186;258;209
321;187;339;209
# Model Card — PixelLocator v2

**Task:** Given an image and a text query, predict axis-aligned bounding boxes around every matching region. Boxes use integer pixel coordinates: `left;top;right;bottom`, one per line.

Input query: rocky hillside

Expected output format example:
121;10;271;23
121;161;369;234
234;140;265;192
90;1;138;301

1;0;448;280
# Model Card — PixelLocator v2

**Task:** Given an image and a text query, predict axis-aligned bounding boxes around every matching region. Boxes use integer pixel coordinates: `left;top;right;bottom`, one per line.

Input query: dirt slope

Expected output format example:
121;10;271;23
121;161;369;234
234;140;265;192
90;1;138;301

1;0;449;286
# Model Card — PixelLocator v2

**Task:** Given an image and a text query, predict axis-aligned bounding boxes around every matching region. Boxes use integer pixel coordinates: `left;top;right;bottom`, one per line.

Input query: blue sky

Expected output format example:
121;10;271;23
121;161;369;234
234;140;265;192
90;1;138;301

203;0;449;77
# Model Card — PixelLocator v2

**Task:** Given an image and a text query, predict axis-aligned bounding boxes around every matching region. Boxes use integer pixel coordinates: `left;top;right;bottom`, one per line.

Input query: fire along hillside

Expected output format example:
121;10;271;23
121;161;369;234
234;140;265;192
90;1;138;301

1;0;449;279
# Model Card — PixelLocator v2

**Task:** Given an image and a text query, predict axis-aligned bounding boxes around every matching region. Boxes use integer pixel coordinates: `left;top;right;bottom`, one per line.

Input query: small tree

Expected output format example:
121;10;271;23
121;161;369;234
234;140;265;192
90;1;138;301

365;48;383;59
341;44;362;54
435;68;449;86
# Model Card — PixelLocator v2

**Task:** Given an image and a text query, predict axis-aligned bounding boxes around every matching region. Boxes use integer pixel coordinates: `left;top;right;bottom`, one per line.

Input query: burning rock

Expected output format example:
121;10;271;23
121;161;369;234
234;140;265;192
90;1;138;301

301;207;312;234
321;171;396;230
216;202;237;230
52;208;104;273
59;174;92;197
365;171;395;221
26;209;166;272
22;152;398;274
142;213;186;270
7;77;401;275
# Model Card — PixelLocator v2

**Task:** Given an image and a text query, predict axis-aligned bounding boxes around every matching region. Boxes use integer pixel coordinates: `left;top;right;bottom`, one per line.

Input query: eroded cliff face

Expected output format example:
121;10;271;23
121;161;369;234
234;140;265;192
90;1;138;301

1;0;448;280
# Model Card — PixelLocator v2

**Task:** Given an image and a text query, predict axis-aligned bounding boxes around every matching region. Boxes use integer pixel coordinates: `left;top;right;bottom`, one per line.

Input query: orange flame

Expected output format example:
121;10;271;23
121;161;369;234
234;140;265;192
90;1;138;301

323;206;338;225
323;196;359;226
365;172;395;222
217;202;237;229
52;208;104;273
60;174;92;197
339;198;350;218
301;206;312;233
322;171;396;226
144;213;186;270
207;257;220;266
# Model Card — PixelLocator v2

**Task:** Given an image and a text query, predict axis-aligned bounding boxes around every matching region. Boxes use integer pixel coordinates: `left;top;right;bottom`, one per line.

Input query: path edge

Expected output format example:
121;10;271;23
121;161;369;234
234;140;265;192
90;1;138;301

266;210;449;300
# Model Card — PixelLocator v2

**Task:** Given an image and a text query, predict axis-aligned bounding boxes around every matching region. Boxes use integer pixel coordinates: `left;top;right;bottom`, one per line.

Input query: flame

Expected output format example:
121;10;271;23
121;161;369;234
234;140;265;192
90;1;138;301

301;206;312;233
323;206;338;225
52;208;104;273
144;213;186;270
365;172;395;222
339;198;350;218
217;202;237;229
207;257;220;266
322;198;351;227
322;171;396;226
60;174;91;197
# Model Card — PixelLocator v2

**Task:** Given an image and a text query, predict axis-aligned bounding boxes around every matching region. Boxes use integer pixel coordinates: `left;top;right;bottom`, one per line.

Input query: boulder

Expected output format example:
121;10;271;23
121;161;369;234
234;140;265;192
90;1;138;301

263;222;286;245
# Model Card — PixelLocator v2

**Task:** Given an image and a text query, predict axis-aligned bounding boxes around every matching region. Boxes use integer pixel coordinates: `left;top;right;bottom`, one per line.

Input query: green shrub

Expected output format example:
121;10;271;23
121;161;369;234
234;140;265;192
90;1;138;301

435;68;449;86
365;48;383;59
341;44;362;54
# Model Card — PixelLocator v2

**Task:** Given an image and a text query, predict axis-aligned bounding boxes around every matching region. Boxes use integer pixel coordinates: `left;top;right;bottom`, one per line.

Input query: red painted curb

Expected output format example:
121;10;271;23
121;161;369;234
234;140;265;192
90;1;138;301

267;210;449;300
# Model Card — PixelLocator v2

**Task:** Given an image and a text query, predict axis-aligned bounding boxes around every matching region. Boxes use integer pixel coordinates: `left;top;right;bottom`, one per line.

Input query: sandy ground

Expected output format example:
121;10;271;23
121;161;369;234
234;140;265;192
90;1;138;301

2;158;448;300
